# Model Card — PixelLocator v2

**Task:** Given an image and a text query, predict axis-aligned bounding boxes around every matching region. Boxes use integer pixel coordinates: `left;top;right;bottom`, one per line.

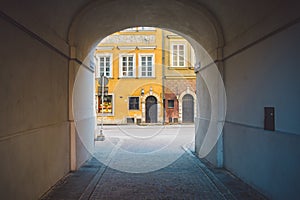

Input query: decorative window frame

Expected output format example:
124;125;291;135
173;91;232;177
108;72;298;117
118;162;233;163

97;93;115;116
138;53;155;78
95;53;113;78
170;42;186;68
119;53;136;78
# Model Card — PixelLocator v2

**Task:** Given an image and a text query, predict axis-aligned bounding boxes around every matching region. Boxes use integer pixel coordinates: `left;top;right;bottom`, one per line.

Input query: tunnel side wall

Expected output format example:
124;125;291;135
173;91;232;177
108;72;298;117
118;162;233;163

71;63;95;169
0;17;70;199
223;22;300;199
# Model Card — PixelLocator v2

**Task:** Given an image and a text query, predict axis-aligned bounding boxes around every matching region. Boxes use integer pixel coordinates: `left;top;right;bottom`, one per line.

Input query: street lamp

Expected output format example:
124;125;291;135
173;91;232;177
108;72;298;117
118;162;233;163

96;75;109;141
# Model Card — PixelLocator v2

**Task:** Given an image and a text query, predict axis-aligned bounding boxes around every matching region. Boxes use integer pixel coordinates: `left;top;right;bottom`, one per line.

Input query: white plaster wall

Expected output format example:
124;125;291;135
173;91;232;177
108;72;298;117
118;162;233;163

195;55;225;167
0;18;70;199
72;63;95;168
223;23;300;199
195;74;211;160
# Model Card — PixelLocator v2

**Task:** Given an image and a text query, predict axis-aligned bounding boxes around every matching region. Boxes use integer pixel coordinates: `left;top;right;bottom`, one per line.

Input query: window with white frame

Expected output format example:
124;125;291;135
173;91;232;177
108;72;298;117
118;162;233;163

139;54;155;77
98;94;114;115
96;54;113;78
171;43;186;67
119;54;136;78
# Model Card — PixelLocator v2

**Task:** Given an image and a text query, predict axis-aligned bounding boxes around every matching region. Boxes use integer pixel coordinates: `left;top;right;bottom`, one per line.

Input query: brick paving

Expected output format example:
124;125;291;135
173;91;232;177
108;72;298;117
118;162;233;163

41;126;267;200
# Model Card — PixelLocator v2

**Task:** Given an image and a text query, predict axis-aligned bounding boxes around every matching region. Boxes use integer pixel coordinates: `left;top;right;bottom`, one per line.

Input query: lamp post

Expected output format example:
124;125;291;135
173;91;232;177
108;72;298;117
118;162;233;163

96;75;109;141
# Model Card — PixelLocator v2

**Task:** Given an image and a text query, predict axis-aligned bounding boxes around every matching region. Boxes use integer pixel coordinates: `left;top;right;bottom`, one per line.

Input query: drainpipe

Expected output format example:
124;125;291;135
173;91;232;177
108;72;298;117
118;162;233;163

162;30;165;124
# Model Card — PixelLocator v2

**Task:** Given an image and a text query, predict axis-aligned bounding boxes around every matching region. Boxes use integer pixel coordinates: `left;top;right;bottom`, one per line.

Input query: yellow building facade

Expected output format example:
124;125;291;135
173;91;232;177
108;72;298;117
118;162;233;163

94;27;196;124
94;27;163;124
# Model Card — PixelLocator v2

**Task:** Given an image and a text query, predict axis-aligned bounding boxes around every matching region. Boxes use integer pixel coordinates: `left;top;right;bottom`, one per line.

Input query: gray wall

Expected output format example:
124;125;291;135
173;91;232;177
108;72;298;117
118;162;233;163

0;18;70;199
223;23;300;199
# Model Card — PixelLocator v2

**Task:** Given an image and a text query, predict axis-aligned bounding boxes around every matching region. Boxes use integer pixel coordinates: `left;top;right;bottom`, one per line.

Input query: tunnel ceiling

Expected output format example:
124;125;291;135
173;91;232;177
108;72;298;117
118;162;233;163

0;0;298;58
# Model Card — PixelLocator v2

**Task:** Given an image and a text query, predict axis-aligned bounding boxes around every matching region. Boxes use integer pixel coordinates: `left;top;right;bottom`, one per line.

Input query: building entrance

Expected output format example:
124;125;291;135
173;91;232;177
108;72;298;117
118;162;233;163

146;96;158;123
182;94;194;123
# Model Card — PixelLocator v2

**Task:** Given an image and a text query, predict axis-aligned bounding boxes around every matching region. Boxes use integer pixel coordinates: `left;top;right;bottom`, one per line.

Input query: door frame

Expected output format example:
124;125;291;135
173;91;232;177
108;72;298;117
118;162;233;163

145;96;158;123
178;87;197;123
141;92;161;123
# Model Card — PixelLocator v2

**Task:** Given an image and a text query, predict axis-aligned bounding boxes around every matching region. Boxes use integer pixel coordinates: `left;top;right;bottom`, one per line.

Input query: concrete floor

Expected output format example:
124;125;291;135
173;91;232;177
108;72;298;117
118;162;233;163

41;125;267;199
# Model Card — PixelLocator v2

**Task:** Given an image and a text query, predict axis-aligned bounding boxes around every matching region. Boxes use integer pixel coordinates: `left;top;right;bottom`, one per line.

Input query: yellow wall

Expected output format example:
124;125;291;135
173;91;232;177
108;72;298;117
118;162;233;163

95;28;163;124
94;28;196;124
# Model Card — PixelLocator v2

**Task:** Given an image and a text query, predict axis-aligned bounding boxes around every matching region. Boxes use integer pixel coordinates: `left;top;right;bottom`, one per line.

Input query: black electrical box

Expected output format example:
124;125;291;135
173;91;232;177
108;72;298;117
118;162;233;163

264;107;275;131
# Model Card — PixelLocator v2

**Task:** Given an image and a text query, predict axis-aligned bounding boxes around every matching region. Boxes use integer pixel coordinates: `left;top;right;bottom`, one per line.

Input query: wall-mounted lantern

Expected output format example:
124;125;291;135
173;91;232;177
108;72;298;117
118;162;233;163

141;88;145;96
176;87;179;99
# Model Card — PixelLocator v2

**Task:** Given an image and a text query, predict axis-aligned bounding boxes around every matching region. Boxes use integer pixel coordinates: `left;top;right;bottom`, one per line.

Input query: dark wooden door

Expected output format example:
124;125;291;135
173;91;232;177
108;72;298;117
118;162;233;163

146;96;157;123
182;94;194;123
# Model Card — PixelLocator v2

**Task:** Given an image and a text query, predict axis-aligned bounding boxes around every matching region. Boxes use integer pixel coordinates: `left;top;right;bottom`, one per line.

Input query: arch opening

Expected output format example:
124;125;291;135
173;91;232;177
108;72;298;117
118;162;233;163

70;0;226;172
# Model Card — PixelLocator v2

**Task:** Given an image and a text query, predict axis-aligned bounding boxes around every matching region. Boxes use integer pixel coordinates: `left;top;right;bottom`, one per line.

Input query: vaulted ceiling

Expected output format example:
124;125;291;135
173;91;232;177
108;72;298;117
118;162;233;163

0;0;299;58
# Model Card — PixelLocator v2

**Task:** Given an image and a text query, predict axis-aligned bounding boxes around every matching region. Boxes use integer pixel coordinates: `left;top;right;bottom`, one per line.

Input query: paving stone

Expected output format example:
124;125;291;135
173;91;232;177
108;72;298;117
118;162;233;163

42;126;267;200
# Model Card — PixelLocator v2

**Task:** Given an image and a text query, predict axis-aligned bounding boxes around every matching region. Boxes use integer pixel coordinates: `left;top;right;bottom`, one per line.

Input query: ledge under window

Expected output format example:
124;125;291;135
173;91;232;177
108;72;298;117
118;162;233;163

168;67;189;70
118;76;137;79
138;76;156;79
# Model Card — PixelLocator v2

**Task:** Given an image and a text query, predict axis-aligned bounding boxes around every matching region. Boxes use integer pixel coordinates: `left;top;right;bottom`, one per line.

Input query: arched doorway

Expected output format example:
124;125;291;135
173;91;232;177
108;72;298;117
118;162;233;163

182;94;194;123
146;96;158;123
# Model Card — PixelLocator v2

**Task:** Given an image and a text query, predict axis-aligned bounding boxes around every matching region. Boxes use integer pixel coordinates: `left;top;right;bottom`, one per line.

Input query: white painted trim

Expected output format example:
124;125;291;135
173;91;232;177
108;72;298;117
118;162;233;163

95;53;113;78
170;42;187;67
138;53;155;78
94;56;99;78
190;47;196;68
137;27;156;31
137;46;157;50
117;46;137;50
97;93;115;116
119;53;136;78
110;93;115;116
96;46;114;50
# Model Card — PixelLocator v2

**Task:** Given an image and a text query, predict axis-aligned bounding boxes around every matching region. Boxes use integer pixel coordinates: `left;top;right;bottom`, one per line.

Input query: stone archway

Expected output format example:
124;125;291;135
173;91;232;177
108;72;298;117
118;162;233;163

68;0;224;61
67;0;225;170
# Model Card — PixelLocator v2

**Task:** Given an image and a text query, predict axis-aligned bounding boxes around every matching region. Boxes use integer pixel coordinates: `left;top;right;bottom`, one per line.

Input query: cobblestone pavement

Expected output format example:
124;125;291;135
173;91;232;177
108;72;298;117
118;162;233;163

41;125;267;200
